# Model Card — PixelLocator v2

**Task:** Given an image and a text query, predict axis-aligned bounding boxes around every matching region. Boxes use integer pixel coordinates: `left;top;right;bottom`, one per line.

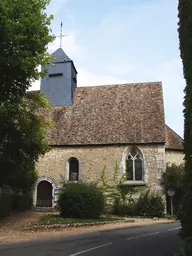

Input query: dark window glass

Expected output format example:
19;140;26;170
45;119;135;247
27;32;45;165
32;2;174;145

126;158;133;180
69;158;79;181
135;158;142;181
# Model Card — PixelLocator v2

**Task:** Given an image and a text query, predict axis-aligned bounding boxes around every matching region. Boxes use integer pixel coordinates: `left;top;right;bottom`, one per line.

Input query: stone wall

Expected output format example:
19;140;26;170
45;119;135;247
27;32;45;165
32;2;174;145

165;150;184;166
35;144;165;192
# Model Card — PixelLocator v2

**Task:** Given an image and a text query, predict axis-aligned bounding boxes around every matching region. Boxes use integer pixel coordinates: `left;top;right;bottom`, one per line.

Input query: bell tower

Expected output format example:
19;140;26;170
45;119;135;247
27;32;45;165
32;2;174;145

40;23;78;106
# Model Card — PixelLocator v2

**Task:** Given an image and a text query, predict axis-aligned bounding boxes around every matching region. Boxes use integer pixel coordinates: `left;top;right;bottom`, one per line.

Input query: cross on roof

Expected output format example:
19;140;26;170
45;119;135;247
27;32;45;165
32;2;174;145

57;22;67;48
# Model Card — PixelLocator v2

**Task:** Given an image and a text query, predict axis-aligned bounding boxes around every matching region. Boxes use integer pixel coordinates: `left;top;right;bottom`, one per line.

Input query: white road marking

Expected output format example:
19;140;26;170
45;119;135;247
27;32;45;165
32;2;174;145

68;227;179;255
126;232;160;241
68;242;113;256
168;227;181;232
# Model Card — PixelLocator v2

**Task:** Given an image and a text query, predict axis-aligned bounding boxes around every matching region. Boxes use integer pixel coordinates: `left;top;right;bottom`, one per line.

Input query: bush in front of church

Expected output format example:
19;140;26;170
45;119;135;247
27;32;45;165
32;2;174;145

135;190;165;217
58;182;105;218
112;190;165;218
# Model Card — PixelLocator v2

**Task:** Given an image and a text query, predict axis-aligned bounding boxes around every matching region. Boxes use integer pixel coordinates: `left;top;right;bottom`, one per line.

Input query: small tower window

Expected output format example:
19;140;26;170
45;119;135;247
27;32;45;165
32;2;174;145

49;72;63;77
68;157;79;181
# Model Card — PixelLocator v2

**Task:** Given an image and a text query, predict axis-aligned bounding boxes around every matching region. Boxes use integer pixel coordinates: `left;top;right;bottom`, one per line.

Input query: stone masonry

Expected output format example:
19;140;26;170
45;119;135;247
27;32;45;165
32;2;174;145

165;150;184;166
36;144;165;189
34;144;184;207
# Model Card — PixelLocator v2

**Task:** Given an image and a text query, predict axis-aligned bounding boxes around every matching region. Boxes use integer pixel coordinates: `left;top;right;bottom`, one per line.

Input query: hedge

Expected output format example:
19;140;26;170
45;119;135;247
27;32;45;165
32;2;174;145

0;194;32;219
113;190;165;218
12;194;33;212
0;195;14;218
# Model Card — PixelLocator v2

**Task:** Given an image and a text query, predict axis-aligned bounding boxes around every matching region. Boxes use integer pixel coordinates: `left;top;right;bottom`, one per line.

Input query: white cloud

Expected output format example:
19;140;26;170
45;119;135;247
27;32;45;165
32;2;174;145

91;1;162;46
30;79;40;91
48;31;82;58
107;65;136;75
140;58;185;137
46;0;69;15
77;68;127;87
66;13;75;21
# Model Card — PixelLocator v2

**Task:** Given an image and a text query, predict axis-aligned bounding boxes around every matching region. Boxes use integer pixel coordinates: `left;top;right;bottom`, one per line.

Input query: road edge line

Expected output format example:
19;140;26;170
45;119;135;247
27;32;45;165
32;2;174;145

168;227;181;232
126;232;160;241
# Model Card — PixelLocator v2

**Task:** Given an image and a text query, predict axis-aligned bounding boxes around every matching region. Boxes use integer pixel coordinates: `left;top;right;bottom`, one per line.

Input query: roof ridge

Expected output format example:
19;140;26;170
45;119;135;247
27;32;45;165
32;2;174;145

77;81;162;90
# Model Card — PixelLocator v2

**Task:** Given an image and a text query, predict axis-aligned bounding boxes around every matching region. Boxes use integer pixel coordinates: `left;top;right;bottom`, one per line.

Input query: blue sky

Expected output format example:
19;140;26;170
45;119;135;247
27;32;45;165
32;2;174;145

30;0;185;137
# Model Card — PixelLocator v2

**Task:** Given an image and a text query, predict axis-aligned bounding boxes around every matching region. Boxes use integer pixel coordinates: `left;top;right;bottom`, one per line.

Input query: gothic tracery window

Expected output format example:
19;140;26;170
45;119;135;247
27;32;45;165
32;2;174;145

126;146;143;181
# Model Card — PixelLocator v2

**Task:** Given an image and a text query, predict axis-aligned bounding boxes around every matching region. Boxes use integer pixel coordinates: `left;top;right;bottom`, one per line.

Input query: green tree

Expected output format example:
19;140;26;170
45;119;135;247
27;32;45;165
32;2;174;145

161;164;185;216
0;92;51;193
178;0;192;240
0;0;54;193
0;0;54;103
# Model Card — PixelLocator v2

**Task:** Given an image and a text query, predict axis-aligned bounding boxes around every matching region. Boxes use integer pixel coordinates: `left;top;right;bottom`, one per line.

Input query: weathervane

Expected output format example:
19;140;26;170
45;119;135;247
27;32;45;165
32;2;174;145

57;22;67;48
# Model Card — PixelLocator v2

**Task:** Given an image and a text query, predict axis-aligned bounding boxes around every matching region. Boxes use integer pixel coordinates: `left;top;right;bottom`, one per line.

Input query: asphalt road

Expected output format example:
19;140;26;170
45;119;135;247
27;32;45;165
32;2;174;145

0;221;182;256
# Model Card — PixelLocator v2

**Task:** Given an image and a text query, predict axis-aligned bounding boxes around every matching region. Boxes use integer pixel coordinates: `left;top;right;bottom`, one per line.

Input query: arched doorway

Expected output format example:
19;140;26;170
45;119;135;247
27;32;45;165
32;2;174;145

36;181;53;207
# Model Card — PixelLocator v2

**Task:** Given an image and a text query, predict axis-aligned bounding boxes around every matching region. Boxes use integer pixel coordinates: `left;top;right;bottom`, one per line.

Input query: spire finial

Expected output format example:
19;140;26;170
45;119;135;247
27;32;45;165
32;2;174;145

57;22;67;48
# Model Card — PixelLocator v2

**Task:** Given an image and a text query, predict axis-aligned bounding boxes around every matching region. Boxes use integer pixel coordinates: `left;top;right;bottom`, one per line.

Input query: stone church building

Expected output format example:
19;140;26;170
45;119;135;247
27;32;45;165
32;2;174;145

32;47;184;208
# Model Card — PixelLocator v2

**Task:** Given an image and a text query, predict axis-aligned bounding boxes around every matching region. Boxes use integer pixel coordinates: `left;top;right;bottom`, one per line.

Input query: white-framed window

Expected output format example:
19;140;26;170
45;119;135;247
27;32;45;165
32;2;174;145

68;157;79;181
125;146;144;181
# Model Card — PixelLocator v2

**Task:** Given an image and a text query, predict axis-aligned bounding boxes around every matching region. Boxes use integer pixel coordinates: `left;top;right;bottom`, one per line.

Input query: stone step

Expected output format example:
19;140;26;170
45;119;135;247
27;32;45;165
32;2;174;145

32;207;56;212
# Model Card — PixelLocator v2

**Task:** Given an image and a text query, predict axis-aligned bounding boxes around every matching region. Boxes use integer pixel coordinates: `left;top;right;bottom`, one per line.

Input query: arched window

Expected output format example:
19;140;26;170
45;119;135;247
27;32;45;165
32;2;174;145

126;146;144;181
68;157;79;181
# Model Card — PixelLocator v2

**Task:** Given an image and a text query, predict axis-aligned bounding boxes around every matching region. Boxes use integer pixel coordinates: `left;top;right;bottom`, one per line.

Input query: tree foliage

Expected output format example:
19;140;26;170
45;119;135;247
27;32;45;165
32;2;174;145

0;0;54;103
162;164;185;191
135;190;165;218
0;92;51;192
178;0;192;241
162;164;185;216
0;0;54;192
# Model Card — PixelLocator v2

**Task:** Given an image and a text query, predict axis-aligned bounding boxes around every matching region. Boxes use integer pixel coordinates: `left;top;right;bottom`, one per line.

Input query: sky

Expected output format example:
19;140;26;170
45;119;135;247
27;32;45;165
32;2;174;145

30;0;185;138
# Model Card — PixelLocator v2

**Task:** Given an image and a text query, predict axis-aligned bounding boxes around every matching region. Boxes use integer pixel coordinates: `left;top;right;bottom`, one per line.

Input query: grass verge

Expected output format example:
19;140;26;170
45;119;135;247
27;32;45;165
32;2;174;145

35;214;124;226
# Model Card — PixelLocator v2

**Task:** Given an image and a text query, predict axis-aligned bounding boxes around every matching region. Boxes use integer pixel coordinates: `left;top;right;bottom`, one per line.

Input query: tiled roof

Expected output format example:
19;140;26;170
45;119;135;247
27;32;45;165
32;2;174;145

41;82;166;145
165;125;183;150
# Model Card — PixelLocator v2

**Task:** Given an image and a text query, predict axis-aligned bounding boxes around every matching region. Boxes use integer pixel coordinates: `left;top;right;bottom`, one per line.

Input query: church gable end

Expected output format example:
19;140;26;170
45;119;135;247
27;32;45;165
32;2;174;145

165;125;183;151
165;125;184;166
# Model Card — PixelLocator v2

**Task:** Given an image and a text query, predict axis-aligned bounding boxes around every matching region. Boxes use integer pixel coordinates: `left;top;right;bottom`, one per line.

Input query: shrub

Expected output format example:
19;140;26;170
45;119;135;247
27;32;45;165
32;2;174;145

100;163;140;206
161;163;185;217
135;190;165;217
103;200;114;214
58;182;105;218
12;194;33;212
174;237;192;256
180;194;192;240
0;193;32;219
0;194;14;218
112;190;165;218
112;198;136;216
